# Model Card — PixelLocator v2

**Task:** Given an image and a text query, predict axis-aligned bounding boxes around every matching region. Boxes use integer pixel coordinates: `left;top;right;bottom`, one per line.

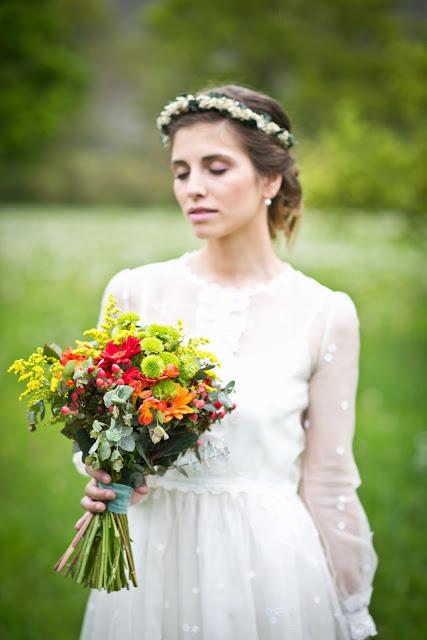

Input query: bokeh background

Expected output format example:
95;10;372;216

0;1;426;638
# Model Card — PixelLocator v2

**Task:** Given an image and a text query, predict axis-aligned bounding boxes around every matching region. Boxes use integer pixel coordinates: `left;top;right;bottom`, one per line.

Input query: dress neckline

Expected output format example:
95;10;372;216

179;249;292;295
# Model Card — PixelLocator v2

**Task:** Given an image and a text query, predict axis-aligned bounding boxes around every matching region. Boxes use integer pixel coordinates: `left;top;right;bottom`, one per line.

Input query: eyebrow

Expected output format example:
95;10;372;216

171;154;233;166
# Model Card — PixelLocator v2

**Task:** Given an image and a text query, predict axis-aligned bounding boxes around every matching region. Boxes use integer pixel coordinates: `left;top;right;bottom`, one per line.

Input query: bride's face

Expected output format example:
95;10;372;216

170;120;273;240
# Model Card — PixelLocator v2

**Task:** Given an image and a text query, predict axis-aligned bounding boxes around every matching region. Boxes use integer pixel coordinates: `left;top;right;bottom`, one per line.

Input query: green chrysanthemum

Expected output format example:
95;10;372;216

141;336;164;354
160;352;180;368
141;355;164;378
147;323;181;350
118;311;140;326
151;379;178;400
179;353;199;380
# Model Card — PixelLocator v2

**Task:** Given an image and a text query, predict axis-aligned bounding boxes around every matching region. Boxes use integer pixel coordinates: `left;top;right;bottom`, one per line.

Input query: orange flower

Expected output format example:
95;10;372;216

60;348;86;367
138;398;166;426
162;384;196;423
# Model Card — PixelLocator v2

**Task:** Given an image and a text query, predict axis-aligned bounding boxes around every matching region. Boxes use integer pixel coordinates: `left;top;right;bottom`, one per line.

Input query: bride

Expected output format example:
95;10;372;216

73;84;378;639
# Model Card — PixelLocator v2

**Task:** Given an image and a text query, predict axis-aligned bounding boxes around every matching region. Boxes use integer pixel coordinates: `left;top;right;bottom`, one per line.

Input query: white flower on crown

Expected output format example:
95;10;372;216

156;93;295;149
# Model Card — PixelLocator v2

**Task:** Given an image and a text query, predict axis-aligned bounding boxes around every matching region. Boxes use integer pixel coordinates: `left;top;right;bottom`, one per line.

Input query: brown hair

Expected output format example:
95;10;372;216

166;84;303;246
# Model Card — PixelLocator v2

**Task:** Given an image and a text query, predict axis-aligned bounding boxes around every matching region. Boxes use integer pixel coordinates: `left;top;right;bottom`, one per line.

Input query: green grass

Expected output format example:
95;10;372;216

0;205;426;639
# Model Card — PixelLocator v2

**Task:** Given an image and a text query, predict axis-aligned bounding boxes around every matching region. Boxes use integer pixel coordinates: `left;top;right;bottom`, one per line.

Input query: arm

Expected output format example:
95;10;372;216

299;291;378;640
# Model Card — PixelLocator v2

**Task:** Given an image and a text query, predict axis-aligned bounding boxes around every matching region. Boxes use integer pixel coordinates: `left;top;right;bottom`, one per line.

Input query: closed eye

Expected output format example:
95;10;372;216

174;168;227;180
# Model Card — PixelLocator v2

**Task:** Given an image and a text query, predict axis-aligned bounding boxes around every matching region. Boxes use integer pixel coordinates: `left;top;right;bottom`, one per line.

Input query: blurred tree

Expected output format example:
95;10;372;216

0;0;109;160
139;0;426;133
137;0;427;212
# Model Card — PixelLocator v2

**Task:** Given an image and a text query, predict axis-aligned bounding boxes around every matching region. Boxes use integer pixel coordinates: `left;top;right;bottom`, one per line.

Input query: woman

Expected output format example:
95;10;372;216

74;85;378;639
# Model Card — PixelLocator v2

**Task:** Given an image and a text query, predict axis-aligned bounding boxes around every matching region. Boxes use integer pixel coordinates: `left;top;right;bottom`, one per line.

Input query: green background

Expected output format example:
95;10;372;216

1;206;426;638
1;0;426;636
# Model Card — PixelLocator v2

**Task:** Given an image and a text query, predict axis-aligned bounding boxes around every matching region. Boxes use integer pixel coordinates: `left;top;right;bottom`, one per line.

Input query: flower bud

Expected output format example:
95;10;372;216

195;399;205;409
96;378;104;388
97;369;107;379
111;364;122;374
60;406;71;415
116;378;125;385
214;401;222;409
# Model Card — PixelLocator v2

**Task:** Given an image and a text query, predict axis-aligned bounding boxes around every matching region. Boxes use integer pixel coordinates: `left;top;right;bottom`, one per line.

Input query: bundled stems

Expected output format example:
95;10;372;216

55;511;137;592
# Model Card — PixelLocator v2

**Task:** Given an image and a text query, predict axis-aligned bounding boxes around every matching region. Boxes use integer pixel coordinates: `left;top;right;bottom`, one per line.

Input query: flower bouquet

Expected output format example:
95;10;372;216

8;295;236;592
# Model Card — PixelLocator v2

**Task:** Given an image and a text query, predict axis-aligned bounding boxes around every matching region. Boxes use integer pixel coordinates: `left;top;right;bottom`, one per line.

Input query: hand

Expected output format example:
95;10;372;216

74;466;149;530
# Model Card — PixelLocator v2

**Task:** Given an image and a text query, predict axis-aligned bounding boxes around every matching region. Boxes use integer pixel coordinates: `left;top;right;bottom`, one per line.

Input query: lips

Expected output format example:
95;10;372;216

187;207;217;221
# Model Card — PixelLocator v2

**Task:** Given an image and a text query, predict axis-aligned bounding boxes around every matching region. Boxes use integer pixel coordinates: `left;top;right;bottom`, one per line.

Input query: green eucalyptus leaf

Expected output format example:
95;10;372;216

63;359;76;379
89;436;100;454
105;428;121;443
120;434;136;452
218;392;233;408
43;343;62;360
98;439;112;461
223;380;235;394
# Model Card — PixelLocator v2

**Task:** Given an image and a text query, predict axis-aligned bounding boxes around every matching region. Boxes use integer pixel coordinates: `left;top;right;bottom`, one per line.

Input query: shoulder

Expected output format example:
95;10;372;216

291;266;359;332
105;254;182;288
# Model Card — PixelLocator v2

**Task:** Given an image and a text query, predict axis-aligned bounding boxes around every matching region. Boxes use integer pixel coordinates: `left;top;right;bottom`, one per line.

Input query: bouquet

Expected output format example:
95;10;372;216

8;295;236;592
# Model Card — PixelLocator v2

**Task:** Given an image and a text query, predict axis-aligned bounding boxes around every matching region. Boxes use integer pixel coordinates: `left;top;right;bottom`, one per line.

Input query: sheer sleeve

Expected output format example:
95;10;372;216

299;291;378;640
72;268;131;477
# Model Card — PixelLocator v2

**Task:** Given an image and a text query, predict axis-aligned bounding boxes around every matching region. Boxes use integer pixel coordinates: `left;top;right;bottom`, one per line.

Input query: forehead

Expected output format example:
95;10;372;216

170;120;247;162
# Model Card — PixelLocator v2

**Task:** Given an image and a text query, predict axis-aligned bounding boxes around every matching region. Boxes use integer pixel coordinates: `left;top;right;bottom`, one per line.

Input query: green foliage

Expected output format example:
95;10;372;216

301;100;427;213
1;206;426;638
0;0;89;160
138;0;427;214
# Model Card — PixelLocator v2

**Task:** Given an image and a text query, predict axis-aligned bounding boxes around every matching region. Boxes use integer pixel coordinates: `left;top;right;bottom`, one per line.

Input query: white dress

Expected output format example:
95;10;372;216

74;250;378;640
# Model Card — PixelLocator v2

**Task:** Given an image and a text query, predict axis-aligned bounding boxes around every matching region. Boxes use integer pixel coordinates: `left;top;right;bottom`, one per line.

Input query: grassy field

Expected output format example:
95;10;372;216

0;205;426;639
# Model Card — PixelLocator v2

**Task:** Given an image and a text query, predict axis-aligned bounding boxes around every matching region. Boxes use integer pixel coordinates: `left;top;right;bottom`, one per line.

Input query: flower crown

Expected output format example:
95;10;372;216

156;92;297;150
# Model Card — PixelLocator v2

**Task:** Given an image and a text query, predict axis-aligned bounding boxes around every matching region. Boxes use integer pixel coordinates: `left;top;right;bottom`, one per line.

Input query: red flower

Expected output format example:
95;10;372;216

98;337;141;368
122;366;144;385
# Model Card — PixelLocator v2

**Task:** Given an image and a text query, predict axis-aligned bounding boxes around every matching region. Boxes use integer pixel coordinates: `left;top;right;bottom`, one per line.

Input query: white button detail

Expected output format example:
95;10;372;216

337;520;346;530
338;494;348;503
195;546;201;554
192;586;200;595
340;400;349;410
156;543;165;552
182;623;191;632
314;595;321;604
336;446;345;455
323;353;333;362
191;626;200;633
248;570;256;579
336;502;345;511
303;419;311;429
327;343;337;352
269;616;278;624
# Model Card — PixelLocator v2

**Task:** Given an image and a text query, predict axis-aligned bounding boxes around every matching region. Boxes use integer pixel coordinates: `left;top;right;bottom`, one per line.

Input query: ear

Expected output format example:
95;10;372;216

262;173;282;199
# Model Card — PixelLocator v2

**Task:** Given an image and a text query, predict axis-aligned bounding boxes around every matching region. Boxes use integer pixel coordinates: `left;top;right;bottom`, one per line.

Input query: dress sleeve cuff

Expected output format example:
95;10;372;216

344;607;377;639
72;450;90;477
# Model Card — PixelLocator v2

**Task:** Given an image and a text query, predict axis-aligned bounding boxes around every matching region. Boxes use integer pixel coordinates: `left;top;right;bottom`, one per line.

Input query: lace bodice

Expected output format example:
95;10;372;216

75;250;378;639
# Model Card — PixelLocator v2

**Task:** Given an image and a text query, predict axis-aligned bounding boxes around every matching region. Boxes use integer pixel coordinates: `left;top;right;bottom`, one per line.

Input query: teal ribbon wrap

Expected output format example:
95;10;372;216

98;481;133;514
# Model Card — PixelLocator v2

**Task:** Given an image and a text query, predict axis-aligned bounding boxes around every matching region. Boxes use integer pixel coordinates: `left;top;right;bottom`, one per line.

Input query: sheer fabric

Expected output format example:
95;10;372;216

75;250;378;640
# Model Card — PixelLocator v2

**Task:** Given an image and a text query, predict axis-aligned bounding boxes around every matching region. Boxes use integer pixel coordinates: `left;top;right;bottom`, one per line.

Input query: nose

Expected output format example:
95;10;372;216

186;169;207;200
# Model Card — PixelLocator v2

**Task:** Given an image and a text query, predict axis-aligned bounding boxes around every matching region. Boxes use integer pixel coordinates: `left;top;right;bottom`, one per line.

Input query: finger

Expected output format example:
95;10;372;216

131;489;149;506
80;495;106;513
134;484;149;495
85;466;112;483
85;479;116;502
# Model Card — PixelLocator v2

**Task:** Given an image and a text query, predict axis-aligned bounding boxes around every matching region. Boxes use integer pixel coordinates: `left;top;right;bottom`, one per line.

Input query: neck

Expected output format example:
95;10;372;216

193;224;286;287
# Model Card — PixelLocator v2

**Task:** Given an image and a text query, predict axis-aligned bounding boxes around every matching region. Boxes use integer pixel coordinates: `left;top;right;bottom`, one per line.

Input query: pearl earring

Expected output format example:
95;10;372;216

264;198;272;206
